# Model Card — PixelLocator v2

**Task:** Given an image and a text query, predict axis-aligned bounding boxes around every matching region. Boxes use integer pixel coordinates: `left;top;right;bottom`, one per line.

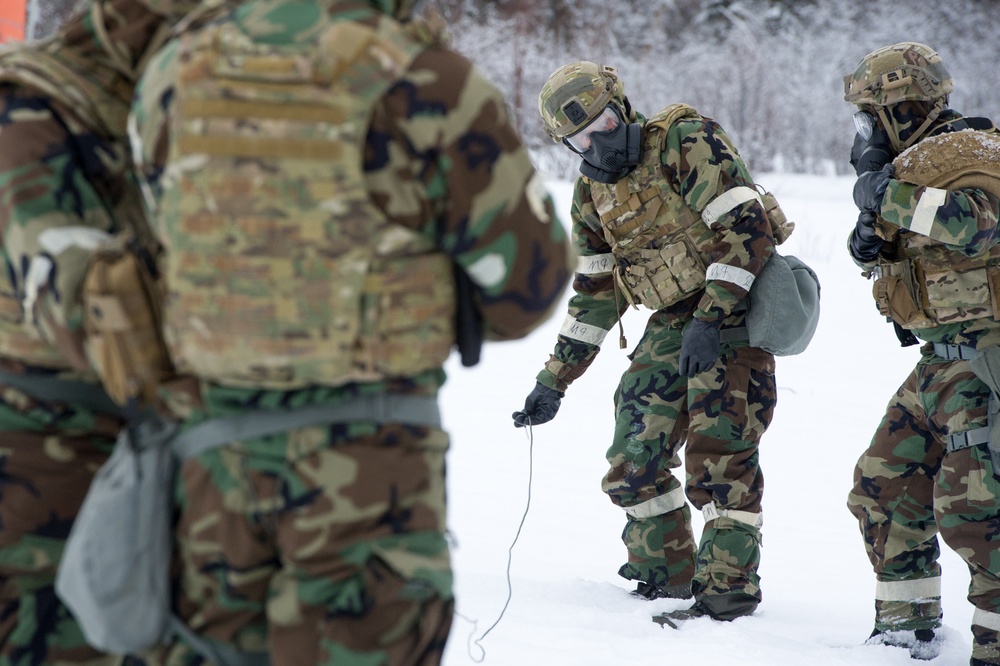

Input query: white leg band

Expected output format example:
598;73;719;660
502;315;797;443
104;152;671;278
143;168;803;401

874;576;942;602
559;314;609;346
702;503;762;529
624;486;687;520
973;607;1000;632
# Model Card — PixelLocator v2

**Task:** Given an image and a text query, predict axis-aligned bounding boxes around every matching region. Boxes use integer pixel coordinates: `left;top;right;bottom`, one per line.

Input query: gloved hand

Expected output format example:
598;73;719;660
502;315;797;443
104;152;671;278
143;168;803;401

853;163;895;213
512;382;565;427
679;318;721;378
848;211;885;263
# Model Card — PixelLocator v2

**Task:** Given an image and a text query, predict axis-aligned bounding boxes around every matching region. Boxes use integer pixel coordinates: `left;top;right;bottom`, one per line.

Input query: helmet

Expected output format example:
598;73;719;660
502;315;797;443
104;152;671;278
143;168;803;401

843;42;953;107
538;61;626;143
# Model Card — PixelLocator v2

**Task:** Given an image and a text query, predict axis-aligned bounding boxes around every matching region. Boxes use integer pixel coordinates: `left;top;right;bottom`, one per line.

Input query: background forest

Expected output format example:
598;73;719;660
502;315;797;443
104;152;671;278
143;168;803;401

25;0;1000;179
421;0;1000;179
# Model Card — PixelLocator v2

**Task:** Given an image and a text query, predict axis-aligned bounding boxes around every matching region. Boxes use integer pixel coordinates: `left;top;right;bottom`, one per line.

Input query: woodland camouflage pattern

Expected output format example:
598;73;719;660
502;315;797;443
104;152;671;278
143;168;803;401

130;0;571;662
0;1;181;663
845;45;1000;663
534;98;775;607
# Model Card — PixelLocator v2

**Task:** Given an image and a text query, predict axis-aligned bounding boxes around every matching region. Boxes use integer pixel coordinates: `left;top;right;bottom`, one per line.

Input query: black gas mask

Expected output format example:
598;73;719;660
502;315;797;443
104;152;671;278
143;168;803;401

850;110;894;176
564;105;642;183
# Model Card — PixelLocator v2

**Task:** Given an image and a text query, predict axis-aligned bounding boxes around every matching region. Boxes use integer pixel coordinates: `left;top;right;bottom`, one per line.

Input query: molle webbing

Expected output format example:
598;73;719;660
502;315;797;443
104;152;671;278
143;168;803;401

160;16;454;389
599;185;661;235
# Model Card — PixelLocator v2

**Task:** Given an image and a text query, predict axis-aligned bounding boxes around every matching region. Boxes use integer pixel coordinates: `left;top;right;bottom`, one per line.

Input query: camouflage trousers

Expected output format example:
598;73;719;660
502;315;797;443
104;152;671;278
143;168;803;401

147;418;454;666
602;312;776;603
0;383;122;666
847;345;1000;663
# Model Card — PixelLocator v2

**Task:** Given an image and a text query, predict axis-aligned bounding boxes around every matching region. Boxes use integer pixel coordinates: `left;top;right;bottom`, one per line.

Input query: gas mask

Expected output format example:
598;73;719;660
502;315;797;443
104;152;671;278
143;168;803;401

850;110;894;176
565;105;642;183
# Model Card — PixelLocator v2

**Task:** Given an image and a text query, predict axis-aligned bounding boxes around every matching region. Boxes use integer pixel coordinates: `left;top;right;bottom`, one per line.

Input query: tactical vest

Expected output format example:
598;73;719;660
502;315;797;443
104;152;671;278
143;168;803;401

156;12;455;389
874;128;1000;330
589;105;727;311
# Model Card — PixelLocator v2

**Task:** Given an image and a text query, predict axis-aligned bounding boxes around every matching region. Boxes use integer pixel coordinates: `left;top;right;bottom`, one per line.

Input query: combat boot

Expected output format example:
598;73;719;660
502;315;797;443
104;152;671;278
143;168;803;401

631;581;693;600
866;627;941;661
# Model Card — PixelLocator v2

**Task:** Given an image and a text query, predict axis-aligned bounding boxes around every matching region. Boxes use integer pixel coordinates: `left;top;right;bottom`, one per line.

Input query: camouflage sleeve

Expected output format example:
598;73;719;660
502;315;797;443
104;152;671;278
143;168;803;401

661;117;774;324
0;85;123;351
372;45;573;342
880;180;1000;256
535;177;626;392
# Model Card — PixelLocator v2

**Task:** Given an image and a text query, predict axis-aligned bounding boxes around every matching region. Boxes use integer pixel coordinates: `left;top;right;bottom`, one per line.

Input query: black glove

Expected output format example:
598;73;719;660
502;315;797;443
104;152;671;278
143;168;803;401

853;164;895;213
679;318;721;378
512;382;564;427
848;211;885;263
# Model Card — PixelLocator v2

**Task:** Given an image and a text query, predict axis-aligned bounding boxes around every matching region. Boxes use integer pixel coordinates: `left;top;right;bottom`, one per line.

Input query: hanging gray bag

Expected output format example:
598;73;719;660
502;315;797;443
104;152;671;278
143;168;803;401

55;413;179;654
746;253;821;356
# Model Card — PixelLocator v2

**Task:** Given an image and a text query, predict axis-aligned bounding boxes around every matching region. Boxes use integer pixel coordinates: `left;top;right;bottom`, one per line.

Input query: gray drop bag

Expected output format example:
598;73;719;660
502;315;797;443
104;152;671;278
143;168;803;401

969;347;1000;476
747;253;821;356
55;415;178;654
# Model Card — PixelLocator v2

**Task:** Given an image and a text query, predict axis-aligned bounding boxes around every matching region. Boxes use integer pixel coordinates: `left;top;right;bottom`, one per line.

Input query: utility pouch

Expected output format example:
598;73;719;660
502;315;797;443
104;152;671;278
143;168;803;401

82;235;173;407
620;238;705;311
872;261;934;329
969;346;1000;481
760;191;795;245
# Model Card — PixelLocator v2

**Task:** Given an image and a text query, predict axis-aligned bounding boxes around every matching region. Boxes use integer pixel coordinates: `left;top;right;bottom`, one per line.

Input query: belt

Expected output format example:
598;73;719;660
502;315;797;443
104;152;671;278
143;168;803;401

932;342;977;361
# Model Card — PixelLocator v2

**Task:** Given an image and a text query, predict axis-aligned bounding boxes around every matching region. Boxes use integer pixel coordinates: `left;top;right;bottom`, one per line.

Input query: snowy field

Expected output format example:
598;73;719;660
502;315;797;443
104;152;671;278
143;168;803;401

438;173;975;666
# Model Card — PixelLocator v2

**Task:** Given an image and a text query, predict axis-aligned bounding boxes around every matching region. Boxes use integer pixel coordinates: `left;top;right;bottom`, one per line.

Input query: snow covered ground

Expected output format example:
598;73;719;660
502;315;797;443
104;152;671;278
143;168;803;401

438;173;975;666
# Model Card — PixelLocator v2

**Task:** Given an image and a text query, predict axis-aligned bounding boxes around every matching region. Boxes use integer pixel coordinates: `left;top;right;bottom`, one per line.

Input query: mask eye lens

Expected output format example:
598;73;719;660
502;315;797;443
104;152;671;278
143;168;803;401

854;111;875;141
565;106;620;153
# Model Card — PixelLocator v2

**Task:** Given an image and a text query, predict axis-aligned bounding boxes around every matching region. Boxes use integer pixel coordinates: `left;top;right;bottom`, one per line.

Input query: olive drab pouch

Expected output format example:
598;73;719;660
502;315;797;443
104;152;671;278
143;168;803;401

82;235;172;406
969;346;1000;481
761;190;795;245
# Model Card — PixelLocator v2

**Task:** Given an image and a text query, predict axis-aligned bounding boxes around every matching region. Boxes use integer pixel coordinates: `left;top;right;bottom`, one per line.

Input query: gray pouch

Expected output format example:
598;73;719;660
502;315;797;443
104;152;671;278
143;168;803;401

968;346;1000;479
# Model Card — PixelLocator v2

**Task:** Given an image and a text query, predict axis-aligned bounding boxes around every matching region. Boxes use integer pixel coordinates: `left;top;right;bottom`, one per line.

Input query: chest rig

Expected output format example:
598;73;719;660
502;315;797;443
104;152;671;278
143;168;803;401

588;104;719;312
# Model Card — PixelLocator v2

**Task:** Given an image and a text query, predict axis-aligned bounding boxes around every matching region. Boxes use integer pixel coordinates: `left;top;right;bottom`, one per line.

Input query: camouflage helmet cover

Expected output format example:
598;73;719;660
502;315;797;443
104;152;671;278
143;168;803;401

844;42;953;107
538;61;626;142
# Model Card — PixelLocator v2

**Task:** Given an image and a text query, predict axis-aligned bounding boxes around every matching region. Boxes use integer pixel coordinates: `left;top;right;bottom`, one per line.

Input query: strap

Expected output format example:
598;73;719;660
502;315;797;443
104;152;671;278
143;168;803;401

169;615;270;666
702;502;762;529
874;576;941;602
171;393;441;461
933;342;977;360
0;370;124;417
945;426;991;453
624;486;686;519
719;326;749;344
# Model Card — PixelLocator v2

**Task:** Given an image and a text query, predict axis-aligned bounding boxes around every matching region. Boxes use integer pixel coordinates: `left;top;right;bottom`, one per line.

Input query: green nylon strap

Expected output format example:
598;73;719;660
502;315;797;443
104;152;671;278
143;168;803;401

0;369;124;417
170;392;442;461
169;616;270;666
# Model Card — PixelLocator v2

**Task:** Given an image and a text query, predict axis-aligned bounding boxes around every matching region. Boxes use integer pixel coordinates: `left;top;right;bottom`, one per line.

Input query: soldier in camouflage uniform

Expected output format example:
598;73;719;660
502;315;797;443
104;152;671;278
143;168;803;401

0;1;199;663
512;61;778;624
126;0;573;663
844;42;1000;664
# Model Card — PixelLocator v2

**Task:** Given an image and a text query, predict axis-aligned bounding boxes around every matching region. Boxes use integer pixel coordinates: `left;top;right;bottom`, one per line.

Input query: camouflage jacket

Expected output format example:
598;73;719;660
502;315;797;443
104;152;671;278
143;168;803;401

0;0;174;373
129;0;573;413
854;112;1000;348
538;108;773;392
